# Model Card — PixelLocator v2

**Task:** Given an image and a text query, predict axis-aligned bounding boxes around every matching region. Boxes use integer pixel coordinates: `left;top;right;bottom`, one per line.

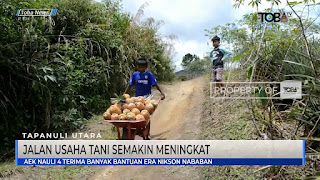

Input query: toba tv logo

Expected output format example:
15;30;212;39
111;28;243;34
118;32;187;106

258;11;292;22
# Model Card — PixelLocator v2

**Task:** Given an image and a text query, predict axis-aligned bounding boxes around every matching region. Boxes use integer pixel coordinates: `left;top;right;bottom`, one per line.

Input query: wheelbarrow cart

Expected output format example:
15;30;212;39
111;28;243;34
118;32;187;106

106;97;161;140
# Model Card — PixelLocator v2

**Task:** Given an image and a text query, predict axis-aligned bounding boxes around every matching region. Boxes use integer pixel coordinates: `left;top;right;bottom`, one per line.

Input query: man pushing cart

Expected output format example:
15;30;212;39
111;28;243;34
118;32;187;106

105;58;165;140
125;58;165;101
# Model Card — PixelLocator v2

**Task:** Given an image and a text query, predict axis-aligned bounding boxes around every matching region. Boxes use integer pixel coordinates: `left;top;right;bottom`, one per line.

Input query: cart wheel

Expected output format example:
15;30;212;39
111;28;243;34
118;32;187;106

121;128;128;140
121;127;136;140
143;122;151;140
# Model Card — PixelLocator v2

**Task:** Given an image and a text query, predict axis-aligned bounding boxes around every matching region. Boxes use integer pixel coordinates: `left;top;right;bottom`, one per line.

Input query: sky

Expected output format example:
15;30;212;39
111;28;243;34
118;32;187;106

121;0;238;71
96;0;319;71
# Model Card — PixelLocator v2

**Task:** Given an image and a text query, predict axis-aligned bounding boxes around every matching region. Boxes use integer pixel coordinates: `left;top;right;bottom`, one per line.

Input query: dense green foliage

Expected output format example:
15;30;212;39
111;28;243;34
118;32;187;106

204;0;320;178
206;1;320;142
0;0;174;157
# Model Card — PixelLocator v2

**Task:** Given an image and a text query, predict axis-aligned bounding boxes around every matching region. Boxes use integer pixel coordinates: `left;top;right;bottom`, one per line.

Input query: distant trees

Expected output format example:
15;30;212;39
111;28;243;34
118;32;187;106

181;53;200;67
179;53;210;79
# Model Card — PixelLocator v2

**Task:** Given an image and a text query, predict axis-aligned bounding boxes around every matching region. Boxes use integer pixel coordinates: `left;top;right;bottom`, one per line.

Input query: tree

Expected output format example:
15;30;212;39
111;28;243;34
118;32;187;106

0;0;175;157
181;53;200;68
185;56;210;73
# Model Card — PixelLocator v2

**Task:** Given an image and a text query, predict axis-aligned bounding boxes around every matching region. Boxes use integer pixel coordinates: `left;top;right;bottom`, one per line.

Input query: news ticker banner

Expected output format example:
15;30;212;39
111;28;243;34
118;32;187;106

16;140;305;165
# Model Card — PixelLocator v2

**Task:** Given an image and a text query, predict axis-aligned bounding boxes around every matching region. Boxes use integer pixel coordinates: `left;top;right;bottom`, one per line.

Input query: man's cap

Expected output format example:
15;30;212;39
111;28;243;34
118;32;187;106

211;35;220;41
136;58;148;65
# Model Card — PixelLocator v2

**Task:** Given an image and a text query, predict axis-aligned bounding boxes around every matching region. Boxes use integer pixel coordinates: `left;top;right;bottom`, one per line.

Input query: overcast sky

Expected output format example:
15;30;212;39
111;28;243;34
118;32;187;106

95;0;319;71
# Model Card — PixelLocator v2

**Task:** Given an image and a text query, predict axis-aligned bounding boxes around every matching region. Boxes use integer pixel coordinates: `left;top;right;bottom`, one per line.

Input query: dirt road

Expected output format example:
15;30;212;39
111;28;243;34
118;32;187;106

92;76;207;180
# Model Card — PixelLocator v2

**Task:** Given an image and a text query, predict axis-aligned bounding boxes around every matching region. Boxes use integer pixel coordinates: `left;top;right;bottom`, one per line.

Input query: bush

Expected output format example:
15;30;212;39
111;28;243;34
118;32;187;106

0;0;175;157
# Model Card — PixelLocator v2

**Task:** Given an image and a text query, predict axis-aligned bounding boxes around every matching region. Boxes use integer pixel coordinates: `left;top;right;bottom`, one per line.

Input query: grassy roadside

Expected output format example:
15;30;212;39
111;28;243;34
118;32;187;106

200;79;261;179
200;73;319;180
0;115;117;180
0;159;28;178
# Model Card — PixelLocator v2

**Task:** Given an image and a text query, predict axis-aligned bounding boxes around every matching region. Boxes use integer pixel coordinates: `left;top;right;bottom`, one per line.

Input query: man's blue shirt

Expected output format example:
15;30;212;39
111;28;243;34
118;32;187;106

129;71;157;96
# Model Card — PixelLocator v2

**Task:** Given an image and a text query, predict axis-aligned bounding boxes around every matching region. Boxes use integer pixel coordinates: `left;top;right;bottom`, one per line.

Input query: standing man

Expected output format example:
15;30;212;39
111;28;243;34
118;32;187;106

210;35;232;85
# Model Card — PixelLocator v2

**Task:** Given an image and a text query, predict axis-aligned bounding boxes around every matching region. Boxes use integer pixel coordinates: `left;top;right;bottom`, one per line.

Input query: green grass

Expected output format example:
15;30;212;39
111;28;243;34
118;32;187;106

201;73;320;179
0;159;28;178
82;114;118;140
42;165;93;180
0;162;94;180
0;113;117;179
202;99;254;140
202;165;259;180
201;75;262;179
